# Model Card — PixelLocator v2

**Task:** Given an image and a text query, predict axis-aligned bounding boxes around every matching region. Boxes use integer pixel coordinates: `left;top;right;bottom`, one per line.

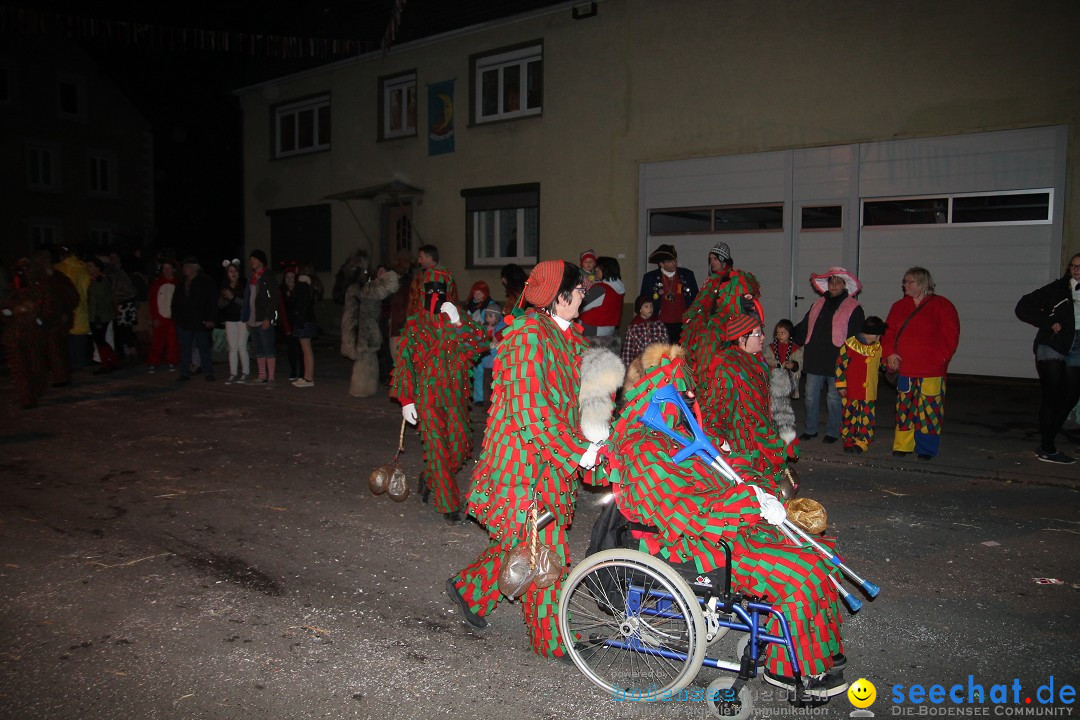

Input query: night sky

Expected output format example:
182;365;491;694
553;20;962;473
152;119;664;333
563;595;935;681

5;1;564;262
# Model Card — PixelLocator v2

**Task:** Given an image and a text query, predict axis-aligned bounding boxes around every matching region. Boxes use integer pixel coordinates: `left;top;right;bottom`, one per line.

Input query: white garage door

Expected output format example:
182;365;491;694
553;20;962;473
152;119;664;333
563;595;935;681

856;127;1067;378
639;126;1067;378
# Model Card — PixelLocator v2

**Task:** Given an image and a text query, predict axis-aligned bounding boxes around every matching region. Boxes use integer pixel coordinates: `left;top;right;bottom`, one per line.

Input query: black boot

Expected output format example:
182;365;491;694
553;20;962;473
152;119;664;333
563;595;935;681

444;511;461;525
418;473;430;504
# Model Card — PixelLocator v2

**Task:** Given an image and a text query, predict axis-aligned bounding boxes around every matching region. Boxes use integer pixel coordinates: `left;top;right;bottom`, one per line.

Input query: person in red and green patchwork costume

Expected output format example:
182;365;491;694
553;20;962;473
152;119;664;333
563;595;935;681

680;242;761;389
607;343;849;701
695;296;795;492
391;272;487;523
446;260;610;659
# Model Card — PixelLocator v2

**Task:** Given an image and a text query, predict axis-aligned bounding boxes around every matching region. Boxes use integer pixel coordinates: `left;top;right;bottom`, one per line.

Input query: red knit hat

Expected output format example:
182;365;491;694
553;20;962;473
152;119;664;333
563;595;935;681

523;260;566;308
580;249;597;265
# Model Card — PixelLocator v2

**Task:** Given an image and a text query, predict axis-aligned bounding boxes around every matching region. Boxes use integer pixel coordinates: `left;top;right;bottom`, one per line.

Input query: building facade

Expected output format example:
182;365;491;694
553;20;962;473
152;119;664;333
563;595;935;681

0;35;154;262
236;0;1080;378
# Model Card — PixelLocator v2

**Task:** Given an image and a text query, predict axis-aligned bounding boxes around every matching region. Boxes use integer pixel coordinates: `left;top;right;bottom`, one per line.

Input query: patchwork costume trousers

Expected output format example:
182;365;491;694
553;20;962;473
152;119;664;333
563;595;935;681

893;376;945;457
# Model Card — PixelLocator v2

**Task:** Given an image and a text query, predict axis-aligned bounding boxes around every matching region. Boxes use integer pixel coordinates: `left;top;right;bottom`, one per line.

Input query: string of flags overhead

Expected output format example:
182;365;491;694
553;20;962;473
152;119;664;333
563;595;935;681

0;5;391;59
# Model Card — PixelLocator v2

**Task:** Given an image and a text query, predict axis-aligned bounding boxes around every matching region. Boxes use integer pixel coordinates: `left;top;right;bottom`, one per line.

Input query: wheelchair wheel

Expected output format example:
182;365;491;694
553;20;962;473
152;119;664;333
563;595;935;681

706;677;755;720
558;549;707;697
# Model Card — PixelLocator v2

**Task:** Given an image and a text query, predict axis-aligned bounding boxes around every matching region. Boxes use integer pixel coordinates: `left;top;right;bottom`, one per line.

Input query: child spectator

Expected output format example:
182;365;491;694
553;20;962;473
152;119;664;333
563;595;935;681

621;295;669;368
580;249;598;285
464;281;492;324
836;316;888;454
765;319;803;459
763;319;803;398
472;303;506;405
147;260;179;372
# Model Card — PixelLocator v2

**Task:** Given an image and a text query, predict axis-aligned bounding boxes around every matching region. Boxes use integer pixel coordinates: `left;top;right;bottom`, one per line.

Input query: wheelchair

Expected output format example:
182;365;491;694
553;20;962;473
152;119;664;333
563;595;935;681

557;500;809;719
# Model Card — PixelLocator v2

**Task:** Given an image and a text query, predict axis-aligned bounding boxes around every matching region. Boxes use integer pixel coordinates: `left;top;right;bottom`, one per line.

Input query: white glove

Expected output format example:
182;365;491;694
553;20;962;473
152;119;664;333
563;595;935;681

402;403;418;425
751;484;787;526
440;302;460;325
579;441;604;470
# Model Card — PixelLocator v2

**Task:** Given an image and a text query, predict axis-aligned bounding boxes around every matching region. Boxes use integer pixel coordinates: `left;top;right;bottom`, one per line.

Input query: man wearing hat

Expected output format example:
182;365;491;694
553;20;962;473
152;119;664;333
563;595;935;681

246;249;280;385
391;275;487;524
446;259;608;658
791;267;865;443
639;244;699;344
170;256;218;383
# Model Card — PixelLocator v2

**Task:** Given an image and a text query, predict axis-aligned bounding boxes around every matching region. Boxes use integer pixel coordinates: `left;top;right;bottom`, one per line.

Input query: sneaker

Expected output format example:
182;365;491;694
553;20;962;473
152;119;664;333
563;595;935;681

764;668;848;700
236;374;248;384
822;436;839;444
167;364;177;372
892;450;909;458
444;578;487;629
799;432;818;441
288;375;299;381
224;375;237;385
293;378;314;388
147;366;157;374
1035;448;1075;465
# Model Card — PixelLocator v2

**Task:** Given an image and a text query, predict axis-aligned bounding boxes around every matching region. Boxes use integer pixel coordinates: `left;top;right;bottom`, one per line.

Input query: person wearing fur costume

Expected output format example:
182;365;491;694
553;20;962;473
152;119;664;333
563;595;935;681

340;253;400;397
607;344;848;700
697;296;796;489
391;272;487;522
446;260;623;659
835;316;886;454
680;242;761;390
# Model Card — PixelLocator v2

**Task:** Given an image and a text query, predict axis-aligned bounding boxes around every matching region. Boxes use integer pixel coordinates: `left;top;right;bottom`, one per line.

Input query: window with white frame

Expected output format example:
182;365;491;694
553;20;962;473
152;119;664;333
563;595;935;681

88;153;116;196
471;43;542;124
862;190;1053;227
30;222;60;247
273;94;330;158
379;72;416;140
462;184;539;268
27;144;60;191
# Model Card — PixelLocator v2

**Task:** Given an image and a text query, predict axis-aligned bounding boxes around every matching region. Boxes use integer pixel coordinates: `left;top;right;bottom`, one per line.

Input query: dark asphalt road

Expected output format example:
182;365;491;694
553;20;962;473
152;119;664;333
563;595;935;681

1;351;1078;720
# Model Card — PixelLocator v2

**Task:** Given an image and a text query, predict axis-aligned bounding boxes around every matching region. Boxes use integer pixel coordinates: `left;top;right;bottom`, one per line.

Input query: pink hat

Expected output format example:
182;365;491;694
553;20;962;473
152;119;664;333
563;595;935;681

810;267;861;296
580;249;597;265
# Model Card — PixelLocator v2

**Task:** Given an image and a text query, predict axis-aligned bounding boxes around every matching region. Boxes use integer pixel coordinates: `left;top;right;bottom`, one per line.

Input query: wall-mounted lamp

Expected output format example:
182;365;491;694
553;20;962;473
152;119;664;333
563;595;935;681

572;1;597;20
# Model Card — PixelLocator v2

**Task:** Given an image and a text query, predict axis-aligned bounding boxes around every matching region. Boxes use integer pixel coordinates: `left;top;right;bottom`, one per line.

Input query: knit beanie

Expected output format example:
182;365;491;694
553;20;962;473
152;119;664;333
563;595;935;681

709;242;732;263
721;313;760;341
580;249;597;265
524;260;566;308
249;249;268;267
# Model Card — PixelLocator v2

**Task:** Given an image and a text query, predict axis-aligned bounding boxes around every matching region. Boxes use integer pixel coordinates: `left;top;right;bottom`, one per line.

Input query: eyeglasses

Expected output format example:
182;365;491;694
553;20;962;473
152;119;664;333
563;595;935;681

1070;264;1080;270
573;286;587;295
747;330;764;338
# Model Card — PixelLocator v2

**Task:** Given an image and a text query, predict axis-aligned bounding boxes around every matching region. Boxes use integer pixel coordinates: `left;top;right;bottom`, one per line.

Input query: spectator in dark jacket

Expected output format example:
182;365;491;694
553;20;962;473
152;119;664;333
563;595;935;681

639;244;699;344
171;256;218;382
1015;253;1080;464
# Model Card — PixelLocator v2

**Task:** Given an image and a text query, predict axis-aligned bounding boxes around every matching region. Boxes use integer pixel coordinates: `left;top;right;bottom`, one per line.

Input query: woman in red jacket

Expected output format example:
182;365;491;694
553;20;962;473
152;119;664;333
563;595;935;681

881;267;960;460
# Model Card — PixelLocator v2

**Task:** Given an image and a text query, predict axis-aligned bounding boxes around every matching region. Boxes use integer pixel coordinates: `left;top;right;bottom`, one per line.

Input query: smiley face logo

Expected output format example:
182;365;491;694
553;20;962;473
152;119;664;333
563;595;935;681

848;678;877;708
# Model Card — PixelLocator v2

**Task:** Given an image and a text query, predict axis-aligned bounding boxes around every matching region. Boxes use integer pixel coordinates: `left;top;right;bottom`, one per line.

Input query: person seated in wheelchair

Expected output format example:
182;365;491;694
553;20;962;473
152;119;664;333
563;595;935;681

606;341;849;701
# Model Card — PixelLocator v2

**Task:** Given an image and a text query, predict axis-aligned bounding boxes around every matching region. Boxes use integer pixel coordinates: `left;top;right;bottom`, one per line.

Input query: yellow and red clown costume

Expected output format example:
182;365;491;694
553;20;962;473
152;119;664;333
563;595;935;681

607;345;845;679
390;271;487;516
